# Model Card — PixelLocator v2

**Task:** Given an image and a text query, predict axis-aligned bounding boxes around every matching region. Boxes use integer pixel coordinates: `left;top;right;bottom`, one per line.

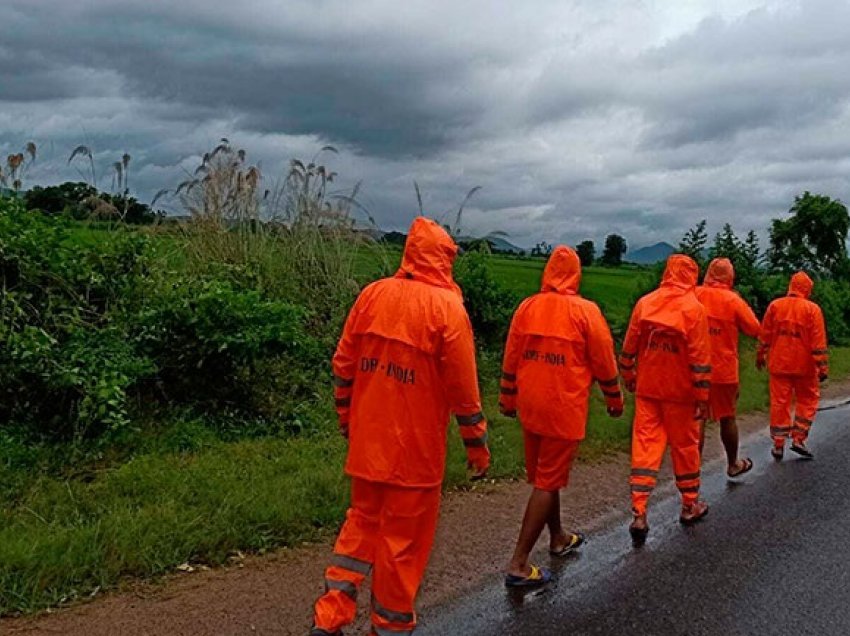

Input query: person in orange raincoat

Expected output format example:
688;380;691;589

499;246;623;587
695;258;761;477
311;217;490;636
757;271;828;460
619;254;711;545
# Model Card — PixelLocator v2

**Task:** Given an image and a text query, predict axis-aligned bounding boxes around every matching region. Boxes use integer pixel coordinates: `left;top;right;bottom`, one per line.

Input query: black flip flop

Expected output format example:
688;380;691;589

727;457;754;478
629;521;649;547
790;444;814;459
549;532;586;557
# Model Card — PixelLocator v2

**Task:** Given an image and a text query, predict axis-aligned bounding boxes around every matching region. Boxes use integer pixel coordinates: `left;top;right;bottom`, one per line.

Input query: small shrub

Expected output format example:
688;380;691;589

455;251;520;345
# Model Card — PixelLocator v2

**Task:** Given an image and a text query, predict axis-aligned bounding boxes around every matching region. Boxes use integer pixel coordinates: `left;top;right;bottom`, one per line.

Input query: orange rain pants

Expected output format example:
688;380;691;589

769;374;820;444
630;398;702;515
313;478;440;635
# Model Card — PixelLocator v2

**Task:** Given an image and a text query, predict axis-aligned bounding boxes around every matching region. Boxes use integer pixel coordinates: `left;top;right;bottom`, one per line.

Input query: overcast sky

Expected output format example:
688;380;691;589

2;0;850;249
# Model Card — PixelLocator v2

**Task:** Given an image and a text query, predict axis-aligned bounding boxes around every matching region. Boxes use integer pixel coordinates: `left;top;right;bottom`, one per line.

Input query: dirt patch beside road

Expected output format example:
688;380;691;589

6;380;848;636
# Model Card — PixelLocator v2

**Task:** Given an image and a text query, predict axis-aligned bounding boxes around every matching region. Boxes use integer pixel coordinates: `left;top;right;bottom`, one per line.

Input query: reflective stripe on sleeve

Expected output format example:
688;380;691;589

502;371;517;382
333;375;354;388
456;412;484;426
463;434;488;448
690;364;711;374
335;397;351;408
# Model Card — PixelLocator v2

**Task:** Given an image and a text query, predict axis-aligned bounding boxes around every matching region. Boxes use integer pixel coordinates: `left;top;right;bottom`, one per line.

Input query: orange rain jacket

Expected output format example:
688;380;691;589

499;246;623;440
758;271;829;379
332;217;490;488
694;258;761;384
619;254;712;403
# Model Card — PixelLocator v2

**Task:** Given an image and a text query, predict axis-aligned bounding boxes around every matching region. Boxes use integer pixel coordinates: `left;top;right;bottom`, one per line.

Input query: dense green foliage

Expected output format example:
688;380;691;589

0;198;324;442
768;192;850;279
24;181;161;224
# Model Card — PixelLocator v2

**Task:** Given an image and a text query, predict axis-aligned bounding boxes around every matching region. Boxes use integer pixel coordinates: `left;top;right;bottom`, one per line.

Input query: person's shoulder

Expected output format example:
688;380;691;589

804;297;824;314
572;294;603;316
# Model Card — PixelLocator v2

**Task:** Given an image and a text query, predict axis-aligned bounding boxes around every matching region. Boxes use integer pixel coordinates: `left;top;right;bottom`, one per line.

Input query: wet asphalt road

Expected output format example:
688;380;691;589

419;401;850;636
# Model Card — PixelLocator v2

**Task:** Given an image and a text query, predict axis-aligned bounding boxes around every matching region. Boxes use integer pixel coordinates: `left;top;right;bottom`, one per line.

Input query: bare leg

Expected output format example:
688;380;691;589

546;490;572;551
719;416;740;468
508;488;556;577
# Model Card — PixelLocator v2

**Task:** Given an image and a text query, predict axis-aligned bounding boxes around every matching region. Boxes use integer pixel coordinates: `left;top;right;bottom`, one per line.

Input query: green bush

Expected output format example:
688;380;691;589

455;251;520;345
0;199;154;440
135;276;325;424
0;196;330;443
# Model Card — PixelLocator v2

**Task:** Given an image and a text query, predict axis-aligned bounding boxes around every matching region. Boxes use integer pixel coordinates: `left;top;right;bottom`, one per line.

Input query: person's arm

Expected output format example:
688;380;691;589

686;306;712;417
586;305;624;417
811;305;829;381
441;302;490;478
619;300;642;392
499;310;522;417
736;296;762;340
331;295;363;439
757;304;774;371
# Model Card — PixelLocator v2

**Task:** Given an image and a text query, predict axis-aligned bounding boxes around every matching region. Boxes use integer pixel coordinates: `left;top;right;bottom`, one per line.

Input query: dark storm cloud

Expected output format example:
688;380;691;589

2;0;850;249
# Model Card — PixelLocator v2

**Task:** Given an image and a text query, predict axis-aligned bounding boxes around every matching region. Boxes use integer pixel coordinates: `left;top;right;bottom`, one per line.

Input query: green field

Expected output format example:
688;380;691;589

2;246;848;616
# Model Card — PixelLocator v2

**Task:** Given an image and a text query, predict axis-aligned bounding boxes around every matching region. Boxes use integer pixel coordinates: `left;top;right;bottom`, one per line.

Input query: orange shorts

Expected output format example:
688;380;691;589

523;430;580;492
709;383;739;421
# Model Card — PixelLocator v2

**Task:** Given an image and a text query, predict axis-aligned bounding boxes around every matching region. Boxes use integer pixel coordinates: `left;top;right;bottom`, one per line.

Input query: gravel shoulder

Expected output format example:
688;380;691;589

6;380;848;636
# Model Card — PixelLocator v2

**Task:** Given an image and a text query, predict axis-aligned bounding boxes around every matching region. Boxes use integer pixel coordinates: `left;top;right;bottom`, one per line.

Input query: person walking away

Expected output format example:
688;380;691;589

619;254;712;546
310;217;490;636
499;246;623;588
757;271;828;460
695;258;761;477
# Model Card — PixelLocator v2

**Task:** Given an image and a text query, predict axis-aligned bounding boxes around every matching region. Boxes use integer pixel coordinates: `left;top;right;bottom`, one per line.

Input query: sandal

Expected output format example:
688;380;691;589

629;515;649;547
679;500;709;525
549;531;586;557
790;442;814;459
727;457;753;478
505;564;552;588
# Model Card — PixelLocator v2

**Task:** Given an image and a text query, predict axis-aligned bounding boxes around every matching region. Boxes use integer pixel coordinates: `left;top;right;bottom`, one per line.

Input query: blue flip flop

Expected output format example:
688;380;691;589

505;564;552;588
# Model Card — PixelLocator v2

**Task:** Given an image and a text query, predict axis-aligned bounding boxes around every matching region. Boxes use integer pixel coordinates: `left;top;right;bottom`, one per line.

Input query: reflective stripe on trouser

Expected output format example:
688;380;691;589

630;397;702;515
769;374;820;443
313;478;378;633
313;478;441;634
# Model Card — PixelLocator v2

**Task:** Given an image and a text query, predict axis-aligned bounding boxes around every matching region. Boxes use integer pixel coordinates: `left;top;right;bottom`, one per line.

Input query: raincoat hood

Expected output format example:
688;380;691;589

661;254;699;291
704;257;735;289
396;216;459;291
541;245;581;295
788;271;813;298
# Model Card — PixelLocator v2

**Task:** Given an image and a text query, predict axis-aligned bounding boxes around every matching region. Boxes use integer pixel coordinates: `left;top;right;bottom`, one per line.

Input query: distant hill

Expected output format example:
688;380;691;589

627;242;675;264
482;236;525;254
383;231;525;254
